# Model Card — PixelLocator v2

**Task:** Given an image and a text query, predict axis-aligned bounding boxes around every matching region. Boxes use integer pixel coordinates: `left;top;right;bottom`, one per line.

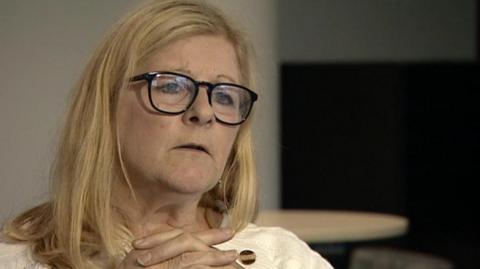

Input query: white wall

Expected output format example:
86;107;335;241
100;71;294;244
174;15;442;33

0;0;279;224
279;0;475;62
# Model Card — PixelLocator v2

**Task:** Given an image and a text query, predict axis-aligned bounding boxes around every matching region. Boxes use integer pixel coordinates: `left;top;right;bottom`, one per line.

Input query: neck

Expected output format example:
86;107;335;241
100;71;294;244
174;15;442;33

113;179;211;238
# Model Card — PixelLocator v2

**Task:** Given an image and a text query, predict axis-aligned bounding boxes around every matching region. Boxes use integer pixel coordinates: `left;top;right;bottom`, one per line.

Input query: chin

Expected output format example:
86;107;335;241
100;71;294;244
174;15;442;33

158;170;218;195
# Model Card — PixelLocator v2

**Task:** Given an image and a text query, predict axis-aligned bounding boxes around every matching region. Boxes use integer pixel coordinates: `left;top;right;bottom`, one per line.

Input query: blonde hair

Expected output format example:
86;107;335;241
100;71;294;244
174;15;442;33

1;0;258;268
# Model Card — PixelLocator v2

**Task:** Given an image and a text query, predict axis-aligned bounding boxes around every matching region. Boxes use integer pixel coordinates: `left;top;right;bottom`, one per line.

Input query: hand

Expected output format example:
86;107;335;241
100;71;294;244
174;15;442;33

116;228;238;269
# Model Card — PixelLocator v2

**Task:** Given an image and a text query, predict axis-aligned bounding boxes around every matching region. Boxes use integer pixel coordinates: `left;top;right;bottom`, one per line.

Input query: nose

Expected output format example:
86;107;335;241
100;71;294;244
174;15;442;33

182;87;215;126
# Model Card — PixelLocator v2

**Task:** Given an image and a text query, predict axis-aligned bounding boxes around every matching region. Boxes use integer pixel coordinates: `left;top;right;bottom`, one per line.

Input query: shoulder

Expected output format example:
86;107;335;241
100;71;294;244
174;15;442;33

216;224;334;269
0;242;47;269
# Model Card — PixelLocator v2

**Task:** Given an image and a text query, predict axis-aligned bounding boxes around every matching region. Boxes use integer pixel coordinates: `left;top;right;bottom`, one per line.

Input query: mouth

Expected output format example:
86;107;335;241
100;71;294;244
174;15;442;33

174;143;210;155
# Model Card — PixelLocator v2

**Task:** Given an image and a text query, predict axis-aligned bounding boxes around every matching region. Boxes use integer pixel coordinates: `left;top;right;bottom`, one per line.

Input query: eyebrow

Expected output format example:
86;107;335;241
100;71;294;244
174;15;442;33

216;74;237;83
171;68;238;84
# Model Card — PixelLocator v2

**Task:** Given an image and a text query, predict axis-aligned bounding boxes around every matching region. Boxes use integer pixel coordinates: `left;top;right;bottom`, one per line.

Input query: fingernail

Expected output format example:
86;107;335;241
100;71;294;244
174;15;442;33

221;228;235;236
136;252;151;266
225;250;238;259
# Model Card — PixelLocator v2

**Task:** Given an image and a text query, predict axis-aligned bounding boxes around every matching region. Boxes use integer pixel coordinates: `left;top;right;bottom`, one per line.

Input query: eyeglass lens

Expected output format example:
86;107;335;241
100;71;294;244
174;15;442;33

150;73;253;124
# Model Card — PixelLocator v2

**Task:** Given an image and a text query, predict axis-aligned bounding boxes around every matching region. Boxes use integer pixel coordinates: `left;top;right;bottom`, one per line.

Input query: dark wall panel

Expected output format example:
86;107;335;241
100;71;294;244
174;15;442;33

281;63;480;269
281;64;405;214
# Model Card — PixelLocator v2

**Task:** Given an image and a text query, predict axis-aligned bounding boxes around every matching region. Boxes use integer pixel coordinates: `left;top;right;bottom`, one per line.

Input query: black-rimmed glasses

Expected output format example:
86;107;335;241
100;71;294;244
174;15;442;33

130;71;258;125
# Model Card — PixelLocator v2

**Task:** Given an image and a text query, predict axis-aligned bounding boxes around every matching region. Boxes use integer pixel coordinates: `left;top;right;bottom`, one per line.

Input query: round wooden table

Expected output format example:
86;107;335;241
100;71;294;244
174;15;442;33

256;210;408;243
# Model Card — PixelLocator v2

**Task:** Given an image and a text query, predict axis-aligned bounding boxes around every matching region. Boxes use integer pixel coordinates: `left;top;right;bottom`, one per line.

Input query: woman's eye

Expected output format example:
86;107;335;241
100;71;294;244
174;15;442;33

158;82;181;94
215;92;234;106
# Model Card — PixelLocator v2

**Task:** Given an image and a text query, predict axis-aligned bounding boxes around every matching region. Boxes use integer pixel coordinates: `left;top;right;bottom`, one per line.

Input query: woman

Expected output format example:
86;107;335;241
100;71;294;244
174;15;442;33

0;1;333;268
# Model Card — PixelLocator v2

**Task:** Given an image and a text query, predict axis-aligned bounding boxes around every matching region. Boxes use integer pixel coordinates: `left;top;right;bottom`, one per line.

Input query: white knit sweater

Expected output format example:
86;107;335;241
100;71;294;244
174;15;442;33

0;224;333;269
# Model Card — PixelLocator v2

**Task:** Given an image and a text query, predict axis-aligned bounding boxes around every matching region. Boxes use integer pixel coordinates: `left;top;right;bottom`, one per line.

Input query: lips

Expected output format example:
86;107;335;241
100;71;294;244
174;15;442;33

174;143;210;154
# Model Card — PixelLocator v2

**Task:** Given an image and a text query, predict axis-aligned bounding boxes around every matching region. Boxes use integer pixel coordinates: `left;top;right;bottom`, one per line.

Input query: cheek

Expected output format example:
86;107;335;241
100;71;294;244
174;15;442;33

117;90;172;169
215;128;239;169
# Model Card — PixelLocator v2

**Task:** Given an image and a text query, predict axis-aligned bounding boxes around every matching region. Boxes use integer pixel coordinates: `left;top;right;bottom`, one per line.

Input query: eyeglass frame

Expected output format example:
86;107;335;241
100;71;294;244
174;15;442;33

130;71;258;125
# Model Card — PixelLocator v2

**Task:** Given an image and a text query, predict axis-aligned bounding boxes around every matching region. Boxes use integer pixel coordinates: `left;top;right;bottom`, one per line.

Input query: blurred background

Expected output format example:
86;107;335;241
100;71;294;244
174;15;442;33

1;0;478;268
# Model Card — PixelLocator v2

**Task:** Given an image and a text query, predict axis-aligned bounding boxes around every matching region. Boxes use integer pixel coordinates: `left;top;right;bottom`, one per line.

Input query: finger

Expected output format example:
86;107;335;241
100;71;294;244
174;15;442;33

183;266;210;269
133;227;234;250
136;232;228;266
137;232;210;266
192;228;235;246
174;249;238;268
117;249;147;269
133;228;184;249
